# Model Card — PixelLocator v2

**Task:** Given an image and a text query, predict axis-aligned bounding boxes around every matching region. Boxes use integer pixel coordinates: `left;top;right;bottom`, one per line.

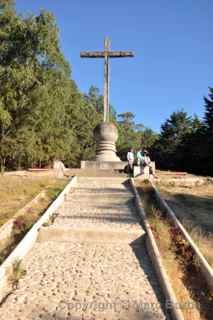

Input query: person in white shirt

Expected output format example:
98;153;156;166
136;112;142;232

127;148;134;171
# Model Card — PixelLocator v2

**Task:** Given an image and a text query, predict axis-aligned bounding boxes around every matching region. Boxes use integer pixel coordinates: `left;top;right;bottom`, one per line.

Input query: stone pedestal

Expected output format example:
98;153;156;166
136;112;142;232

94;122;120;162
81;122;127;170
81;160;127;170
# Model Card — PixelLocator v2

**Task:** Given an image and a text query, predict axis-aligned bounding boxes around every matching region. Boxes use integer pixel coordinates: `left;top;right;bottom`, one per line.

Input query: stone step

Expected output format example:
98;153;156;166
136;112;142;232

71;187;133;195
57;202;137;215
76;177;128;182
76;179;129;189
56;211;139;221
38;225;144;243
60;205;137;215
64;197;135;205
73;186;129;192
69;190;133;195
54;215;140;228
65;194;134;202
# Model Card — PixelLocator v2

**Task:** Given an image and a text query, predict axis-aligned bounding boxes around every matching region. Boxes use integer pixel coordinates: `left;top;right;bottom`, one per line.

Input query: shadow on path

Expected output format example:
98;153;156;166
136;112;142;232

130;235;170;320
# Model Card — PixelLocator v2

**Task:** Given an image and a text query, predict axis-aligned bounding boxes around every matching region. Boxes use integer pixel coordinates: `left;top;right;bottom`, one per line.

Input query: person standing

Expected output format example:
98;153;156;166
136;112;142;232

127;148;134;173
143;150;157;178
136;149;144;166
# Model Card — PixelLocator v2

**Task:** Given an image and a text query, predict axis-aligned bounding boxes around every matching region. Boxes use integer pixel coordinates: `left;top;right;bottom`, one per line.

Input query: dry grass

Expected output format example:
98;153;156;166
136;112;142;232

0;175;67;264
157;183;213;267
0;175;67;227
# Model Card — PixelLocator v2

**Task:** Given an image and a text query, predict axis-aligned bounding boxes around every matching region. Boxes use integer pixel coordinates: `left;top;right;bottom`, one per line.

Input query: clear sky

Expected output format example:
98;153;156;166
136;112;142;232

16;0;212;132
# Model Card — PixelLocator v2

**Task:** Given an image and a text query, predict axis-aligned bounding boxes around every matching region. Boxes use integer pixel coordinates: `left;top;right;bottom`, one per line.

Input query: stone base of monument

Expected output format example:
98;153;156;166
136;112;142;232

81;160;127;170
133;162;156;179
81;122;128;171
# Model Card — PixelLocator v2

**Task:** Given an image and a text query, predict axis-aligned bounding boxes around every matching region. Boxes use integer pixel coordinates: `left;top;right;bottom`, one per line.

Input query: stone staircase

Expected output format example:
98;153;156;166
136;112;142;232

0;177;167;320
39;177;143;244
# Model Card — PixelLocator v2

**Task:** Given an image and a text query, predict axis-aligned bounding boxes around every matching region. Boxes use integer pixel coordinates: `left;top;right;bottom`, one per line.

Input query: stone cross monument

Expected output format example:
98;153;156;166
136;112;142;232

80;38;134;164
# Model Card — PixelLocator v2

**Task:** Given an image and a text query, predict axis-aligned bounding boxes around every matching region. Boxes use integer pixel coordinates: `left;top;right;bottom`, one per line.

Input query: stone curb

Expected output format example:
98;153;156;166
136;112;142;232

130;178;184;320
151;180;213;292
0;190;46;252
0;176;77;303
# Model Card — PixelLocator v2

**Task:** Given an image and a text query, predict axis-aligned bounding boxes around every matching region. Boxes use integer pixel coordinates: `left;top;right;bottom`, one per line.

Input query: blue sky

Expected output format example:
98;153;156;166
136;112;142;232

16;0;212;132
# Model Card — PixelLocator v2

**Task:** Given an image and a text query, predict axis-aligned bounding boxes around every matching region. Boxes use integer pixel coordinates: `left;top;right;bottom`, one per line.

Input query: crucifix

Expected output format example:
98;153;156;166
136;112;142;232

80;37;134;122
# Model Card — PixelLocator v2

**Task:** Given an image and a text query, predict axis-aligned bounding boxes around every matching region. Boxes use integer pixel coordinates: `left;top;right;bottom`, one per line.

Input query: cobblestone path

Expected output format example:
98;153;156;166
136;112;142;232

0;177;168;320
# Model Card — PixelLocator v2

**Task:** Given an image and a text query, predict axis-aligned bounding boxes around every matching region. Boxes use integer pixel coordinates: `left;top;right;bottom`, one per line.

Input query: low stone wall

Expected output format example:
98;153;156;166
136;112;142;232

0;176;77;303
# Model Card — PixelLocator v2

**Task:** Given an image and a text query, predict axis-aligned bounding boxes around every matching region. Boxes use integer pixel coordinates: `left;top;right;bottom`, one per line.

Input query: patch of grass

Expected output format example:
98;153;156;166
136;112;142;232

46;186;64;201
9;260;26;289
42;213;59;227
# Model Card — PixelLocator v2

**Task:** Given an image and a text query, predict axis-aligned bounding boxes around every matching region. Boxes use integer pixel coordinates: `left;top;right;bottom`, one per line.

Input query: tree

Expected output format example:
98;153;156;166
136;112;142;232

152;110;193;169
0;3;103;169
0;7;72;167
192;114;203;132
204;87;213;132
84;85;116;121
117;112;136;157
117;112;157;159
141;128;158;150
0;0;15;12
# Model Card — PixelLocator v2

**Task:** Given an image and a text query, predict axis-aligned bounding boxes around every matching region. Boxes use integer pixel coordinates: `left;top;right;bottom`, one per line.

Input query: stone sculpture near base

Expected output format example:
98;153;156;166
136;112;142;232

80;38;134;170
53;160;66;178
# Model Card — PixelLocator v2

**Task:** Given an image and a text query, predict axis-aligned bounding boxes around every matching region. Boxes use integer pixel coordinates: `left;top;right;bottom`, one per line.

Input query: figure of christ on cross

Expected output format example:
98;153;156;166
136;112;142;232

80;38;134;122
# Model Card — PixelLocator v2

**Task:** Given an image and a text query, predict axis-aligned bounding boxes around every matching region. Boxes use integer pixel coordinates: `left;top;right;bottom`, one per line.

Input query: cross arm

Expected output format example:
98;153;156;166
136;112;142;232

80;51;105;58
108;51;134;58
80;51;134;58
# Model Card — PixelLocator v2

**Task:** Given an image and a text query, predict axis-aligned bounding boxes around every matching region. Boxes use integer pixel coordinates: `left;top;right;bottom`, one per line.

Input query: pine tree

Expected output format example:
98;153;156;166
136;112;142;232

204;87;213;131
152;110;193;169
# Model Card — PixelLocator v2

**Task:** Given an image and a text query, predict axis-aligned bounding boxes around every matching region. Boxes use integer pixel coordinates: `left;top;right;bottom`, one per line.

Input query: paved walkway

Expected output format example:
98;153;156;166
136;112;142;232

0;177;168;320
